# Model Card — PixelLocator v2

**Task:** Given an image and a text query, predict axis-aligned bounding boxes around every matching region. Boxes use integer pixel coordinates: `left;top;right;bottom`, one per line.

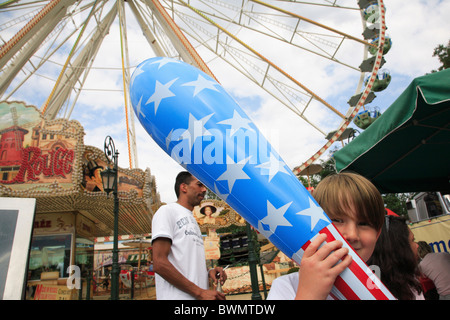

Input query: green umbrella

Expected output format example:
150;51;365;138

334;69;450;193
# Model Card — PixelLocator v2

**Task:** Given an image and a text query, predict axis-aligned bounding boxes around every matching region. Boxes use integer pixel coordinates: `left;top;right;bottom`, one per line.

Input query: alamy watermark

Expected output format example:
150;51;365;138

366;264;383;290
66;265;81;290
168;126;282;165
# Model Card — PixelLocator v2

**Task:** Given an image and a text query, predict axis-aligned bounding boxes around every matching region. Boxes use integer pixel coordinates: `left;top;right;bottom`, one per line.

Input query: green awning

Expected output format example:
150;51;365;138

334;69;450;193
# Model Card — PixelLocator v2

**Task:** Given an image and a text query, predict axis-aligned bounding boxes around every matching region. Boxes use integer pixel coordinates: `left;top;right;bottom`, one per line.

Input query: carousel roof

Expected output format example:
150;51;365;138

0;101;161;237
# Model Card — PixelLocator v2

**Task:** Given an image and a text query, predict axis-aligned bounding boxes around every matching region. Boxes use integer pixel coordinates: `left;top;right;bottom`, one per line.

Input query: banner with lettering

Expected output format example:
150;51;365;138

33;284;77;300
410;215;450;253
0;101;82;194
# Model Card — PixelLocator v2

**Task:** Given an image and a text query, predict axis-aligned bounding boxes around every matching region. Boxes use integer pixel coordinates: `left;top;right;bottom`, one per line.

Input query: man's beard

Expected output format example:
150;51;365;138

189;193;204;207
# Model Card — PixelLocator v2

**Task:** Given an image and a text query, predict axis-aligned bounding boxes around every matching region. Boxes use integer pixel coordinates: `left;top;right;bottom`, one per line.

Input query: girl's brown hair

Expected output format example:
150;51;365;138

312;172;384;232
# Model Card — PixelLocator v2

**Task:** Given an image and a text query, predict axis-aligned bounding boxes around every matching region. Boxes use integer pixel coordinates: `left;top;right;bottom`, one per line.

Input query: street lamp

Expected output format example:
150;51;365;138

246;222;262;300
100;136;120;300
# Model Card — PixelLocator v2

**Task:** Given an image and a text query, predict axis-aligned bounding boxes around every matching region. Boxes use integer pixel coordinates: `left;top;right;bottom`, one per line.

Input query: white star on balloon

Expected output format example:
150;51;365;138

260;200;293;234
214;182;228;201
181;74;220;97
130;65;145;88
146;78;178;115
179;113;214;152
257;220;275;240
166;128;174;150
216;156;251;193
135;95;145;118
255;152;290;182
150;57;181;70
217;110;254;136
295;198;330;232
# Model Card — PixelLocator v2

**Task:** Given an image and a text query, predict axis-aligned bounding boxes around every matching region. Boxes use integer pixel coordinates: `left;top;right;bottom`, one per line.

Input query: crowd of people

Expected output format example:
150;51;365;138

151;170;449;300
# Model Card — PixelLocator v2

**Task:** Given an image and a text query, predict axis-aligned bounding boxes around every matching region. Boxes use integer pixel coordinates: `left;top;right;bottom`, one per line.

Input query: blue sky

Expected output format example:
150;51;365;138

1;0;449;204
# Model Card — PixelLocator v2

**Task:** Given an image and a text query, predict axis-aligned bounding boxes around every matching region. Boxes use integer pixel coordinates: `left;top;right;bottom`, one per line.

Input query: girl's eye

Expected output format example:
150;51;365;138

331;219;343;224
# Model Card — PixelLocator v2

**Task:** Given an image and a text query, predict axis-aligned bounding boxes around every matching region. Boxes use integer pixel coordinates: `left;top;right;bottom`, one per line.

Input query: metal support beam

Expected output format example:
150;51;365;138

143;0;217;80
0;0;77;97
118;0;138;169
127;0;167;57
43;4;118;119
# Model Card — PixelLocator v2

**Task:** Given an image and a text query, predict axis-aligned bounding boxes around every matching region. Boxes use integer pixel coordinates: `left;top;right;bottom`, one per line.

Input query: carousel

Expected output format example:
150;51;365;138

0;101;161;300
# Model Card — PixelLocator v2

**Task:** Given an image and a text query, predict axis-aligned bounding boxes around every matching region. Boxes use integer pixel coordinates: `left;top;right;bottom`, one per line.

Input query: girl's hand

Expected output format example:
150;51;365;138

295;233;352;300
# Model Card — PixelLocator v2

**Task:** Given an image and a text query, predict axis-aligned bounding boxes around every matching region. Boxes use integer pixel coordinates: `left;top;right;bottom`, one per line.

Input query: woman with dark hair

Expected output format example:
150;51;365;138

367;215;424;300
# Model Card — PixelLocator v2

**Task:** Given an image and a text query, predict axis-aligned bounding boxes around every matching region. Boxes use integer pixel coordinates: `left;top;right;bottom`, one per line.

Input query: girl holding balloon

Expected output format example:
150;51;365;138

130;57;395;300
268;172;386;300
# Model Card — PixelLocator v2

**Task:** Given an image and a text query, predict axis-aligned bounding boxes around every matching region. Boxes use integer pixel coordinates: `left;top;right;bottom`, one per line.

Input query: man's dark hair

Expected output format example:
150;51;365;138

174;171;194;198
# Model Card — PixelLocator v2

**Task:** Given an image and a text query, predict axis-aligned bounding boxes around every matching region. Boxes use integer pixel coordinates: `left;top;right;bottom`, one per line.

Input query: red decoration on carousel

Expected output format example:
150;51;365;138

0;146;74;184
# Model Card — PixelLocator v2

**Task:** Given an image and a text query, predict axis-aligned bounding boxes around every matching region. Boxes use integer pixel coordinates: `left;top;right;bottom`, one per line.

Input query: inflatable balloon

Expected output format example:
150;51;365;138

130;57;395;300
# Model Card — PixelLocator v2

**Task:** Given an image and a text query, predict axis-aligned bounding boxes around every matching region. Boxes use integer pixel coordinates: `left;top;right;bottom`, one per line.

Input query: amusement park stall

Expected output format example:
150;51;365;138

0;101;161;300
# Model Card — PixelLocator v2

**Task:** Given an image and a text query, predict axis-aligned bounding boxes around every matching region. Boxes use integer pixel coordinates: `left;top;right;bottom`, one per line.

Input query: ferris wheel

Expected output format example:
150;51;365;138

0;0;389;173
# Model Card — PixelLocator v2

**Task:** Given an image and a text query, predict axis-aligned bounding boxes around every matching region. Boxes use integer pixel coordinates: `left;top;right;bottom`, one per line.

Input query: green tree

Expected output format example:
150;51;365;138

382;193;411;218
431;40;450;73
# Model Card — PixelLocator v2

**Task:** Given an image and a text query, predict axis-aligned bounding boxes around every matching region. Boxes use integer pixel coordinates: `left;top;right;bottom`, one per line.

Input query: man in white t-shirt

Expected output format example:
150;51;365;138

152;171;227;300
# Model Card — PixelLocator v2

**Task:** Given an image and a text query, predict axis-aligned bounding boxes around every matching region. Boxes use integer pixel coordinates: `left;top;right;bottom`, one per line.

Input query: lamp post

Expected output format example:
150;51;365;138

246;222;262;300
100;136;120;300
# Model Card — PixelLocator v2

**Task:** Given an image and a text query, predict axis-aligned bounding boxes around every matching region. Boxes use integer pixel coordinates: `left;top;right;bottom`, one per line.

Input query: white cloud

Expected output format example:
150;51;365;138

384;0;450;76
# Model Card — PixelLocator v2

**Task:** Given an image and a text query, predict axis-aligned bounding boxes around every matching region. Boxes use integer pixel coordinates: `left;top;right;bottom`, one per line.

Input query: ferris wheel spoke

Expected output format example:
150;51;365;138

252;0;372;47
44;3;118;120
171;0;346;129
271;0;360;10
167;0;387;172
0;3;76;99
128;1;166;57
173;0;366;71
167;2;367;116
0;1;76;68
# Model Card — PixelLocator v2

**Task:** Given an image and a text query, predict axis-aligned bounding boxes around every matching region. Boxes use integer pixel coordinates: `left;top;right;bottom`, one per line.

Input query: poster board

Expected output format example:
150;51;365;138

0;197;36;300
410;215;450;253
